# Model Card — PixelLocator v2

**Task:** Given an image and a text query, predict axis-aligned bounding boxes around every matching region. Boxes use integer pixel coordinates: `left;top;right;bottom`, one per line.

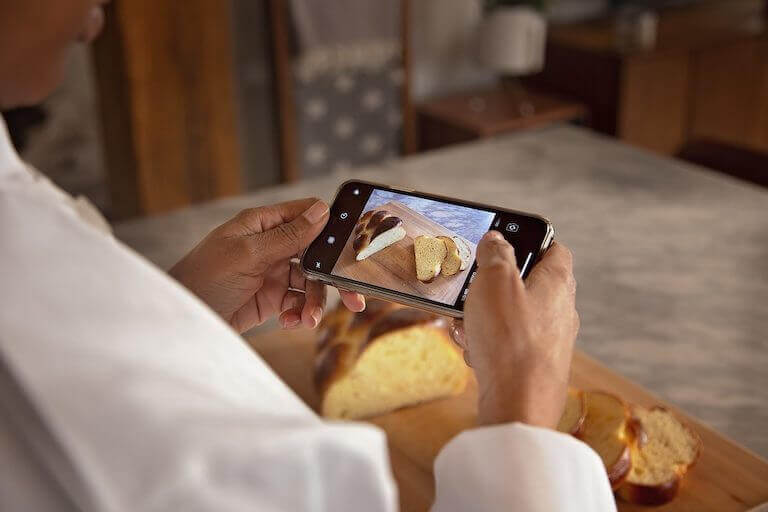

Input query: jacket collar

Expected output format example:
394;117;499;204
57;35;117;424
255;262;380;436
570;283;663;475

0;116;27;178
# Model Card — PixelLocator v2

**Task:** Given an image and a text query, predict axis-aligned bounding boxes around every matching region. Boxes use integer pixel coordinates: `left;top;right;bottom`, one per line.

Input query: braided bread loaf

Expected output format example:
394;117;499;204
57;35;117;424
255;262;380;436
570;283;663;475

314;299;469;419
353;209;406;261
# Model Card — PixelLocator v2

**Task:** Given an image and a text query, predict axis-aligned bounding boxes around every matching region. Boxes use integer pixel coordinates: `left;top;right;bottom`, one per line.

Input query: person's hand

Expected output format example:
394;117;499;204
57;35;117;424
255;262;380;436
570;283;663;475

450;232;578;429
170;198;365;333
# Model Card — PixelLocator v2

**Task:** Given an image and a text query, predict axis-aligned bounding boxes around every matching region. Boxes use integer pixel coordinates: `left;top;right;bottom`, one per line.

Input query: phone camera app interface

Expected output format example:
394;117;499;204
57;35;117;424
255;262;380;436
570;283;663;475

329;188;496;308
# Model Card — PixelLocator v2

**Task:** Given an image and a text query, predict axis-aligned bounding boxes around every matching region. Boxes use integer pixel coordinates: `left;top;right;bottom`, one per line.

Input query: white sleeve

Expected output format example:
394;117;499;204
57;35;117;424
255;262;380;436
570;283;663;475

0;181;398;512
432;423;617;512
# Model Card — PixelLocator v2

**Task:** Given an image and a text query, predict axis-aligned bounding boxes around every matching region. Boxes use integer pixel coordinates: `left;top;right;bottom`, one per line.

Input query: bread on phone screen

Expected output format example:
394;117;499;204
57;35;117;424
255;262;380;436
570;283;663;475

438;236;471;276
579;391;633;489
617;406;701;506
451;236;471;271
353;210;406;261
314;300;469;420
414;235;447;282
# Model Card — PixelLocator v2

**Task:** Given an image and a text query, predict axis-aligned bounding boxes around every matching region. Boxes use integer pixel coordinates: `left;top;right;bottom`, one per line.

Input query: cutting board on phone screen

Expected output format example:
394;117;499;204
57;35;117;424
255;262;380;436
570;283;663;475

333;201;476;306
246;328;768;512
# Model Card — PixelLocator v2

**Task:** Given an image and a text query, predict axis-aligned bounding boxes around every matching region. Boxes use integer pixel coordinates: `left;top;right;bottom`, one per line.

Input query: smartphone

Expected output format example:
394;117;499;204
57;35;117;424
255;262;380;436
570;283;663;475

301;180;554;317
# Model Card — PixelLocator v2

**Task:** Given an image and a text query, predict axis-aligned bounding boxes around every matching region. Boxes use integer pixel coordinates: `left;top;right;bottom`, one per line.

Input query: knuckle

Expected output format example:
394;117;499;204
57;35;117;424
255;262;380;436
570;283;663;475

275;222;302;249
542;263;570;283
234;207;261;224
484;260;514;274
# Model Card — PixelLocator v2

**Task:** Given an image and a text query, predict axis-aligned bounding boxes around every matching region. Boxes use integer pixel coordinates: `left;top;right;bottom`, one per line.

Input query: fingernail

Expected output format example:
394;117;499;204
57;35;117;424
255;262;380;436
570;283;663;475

283;316;300;329
310;307;323;328
484;231;504;241
303;200;329;223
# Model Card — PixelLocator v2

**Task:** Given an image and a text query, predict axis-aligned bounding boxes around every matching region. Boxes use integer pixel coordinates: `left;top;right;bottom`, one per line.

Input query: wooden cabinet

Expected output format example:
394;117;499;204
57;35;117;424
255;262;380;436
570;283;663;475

690;39;768;152
415;88;588;152
525;0;768;156
93;1;242;219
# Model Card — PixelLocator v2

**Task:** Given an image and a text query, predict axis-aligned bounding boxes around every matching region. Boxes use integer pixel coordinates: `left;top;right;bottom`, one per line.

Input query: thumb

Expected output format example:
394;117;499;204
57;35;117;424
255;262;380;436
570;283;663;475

467;231;524;305
252;200;329;264
475;231;519;276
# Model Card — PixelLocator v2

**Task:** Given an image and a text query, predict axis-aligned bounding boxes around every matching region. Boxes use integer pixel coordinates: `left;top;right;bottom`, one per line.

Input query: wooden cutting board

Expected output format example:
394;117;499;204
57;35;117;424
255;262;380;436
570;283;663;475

332;201;476;305
246;328;768;512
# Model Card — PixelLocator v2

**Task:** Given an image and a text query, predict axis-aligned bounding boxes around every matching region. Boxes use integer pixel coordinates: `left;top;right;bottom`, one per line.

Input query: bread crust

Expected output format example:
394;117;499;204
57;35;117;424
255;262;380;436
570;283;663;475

617;475;682;506
353;209;405;260
557;388;587;436
361;308;448;354
578;390;633;490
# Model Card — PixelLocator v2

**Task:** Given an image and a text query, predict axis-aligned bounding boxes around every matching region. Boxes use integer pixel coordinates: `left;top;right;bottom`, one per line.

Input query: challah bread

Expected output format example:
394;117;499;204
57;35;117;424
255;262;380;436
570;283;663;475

438;236;470;276
353;210;406;261
617;406;701;506
557;388;587;436
414;235;447;282
314;300;469;420
451;236;472;271
579;391;633;489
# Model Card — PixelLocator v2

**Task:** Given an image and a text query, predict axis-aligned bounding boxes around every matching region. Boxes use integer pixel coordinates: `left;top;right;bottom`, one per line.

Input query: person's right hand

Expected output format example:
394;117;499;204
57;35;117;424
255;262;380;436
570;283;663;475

450;232;579;429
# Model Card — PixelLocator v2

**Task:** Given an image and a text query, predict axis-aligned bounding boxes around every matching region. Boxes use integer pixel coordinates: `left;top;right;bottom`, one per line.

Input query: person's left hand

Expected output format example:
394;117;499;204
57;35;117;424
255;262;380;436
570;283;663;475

170;198;365;333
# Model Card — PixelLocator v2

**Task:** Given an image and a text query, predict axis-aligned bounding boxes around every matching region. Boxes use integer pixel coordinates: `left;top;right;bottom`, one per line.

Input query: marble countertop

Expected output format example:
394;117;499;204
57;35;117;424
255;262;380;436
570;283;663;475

116;125;768;458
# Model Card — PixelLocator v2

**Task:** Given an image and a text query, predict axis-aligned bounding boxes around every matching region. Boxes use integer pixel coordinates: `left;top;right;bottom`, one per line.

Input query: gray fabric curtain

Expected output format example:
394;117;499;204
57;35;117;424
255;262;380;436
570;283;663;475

288;0;404;178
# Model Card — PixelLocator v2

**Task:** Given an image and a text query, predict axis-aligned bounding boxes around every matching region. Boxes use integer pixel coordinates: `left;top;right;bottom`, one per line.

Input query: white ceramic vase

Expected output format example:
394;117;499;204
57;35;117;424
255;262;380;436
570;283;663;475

478;6;547;75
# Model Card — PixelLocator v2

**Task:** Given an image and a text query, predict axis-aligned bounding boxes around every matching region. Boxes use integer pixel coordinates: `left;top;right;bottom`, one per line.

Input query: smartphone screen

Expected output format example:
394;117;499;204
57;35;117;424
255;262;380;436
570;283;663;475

302;181;552;315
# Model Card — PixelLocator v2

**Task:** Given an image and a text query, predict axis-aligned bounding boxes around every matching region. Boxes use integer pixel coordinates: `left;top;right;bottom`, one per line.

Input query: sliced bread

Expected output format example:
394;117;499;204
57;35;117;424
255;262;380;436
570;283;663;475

451;236;472;271
579;391;633;489
438;236;472;276
414;235;447;282
438;236;462;276
617;406;701;506
557;388;587;436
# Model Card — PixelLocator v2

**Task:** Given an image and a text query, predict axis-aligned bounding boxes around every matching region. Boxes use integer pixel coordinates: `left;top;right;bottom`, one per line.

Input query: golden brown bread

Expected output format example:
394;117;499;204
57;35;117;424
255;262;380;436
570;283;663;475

314;300;469;419
562;388;701;506
578;390;633;489
617;406;702;506
557;388;587;436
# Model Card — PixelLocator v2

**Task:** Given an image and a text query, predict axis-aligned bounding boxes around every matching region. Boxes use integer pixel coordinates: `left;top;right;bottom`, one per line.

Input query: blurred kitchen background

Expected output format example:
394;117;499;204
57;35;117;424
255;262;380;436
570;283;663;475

3;0;766;220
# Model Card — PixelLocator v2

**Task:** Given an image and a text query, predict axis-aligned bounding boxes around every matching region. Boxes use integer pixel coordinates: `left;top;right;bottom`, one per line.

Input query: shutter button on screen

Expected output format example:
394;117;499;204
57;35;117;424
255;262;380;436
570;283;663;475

506;222;519;233
340;212;349;220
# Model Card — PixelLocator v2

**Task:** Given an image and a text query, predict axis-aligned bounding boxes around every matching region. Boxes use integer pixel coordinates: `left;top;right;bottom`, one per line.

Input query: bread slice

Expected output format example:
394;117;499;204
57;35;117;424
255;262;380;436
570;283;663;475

617;406;701;506
316;308;468;419
579;391;632;489
557;388;587;436
414;235;447;282
451;236;472;271
438;236;462;276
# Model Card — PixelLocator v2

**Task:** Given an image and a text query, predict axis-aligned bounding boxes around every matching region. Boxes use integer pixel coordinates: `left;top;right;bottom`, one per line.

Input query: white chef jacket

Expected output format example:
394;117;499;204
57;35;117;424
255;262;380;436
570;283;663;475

0;118;616;512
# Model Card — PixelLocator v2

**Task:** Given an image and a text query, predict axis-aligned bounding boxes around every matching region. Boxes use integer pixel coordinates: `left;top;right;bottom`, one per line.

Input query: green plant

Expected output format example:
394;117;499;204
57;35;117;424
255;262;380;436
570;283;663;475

484;0;546;11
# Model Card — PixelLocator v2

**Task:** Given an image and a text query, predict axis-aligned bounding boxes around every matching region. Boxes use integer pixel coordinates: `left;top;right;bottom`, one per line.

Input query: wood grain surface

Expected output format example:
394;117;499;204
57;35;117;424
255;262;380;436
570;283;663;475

247;328;768;512
332;201;476;305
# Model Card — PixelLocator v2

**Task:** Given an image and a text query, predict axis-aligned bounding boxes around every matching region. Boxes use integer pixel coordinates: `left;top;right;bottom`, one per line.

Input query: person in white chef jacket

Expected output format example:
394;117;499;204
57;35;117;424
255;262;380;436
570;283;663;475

0;2;616;511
